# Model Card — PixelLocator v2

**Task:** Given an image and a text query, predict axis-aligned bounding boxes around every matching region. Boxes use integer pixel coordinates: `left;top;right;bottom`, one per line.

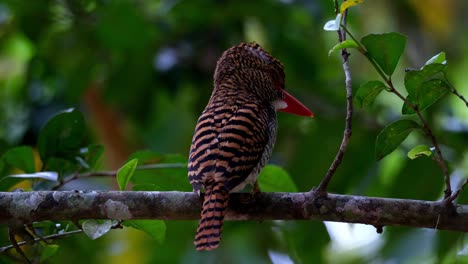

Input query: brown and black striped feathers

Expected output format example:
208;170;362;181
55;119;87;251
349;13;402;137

189;94;277;192
188;42;286;251
189;94;277;250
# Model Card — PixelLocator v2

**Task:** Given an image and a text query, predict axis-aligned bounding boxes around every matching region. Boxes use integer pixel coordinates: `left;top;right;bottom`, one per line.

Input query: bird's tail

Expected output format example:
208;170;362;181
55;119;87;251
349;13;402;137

194;180;229;251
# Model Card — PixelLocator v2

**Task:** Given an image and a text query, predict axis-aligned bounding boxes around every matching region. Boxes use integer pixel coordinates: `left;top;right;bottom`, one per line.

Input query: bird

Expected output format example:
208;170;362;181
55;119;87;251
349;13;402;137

188;42;314;251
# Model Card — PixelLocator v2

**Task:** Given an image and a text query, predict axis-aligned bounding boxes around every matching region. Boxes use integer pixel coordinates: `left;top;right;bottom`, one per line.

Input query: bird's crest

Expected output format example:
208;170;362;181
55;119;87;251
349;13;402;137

242;42;273;64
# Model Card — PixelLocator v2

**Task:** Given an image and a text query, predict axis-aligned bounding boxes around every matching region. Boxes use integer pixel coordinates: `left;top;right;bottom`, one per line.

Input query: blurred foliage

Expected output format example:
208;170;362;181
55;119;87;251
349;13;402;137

0;0;468;263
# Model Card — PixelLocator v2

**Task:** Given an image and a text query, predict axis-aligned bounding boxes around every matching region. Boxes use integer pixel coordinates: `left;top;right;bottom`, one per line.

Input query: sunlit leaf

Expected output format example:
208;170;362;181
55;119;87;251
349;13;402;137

402;79;450;115
375;120;420;160
340;0;364;14
123;220;166;244
323;14;341;31
361;32;406;76
407;145;432;160
328;40;359;56
82;220;116;240
424;52;446;66
117;159;138;191
1;146;35;174
355;80;387;108
258;165;297;192
37;109;87;163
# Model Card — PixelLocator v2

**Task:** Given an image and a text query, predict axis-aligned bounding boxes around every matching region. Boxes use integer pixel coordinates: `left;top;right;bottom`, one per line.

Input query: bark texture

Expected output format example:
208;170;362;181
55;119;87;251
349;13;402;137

1;191;466;232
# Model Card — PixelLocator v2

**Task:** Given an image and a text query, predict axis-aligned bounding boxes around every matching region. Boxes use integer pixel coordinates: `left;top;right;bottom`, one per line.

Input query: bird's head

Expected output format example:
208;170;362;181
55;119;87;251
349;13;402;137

214;42;313;117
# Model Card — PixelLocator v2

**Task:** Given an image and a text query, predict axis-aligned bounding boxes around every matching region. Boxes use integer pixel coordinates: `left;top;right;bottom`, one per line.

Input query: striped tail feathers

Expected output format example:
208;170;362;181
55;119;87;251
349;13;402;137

194;180;229;251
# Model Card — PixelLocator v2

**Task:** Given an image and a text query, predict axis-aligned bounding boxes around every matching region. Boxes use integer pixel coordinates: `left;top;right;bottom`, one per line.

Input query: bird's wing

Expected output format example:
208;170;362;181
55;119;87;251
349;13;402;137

188;99;272;192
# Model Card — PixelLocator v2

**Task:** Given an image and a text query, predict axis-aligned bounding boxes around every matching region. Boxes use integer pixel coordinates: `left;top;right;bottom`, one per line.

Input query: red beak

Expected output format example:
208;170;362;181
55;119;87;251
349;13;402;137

279;90;314;117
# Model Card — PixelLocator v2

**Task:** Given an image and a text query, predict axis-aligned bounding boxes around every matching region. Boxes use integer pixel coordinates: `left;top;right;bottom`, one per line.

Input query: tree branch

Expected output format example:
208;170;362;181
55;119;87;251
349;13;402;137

0;191;466;232
316;3;353;193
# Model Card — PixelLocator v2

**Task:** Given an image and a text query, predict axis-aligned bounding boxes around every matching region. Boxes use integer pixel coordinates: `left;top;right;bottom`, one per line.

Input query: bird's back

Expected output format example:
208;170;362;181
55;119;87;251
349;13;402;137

188;89;277;250
188;90;276;192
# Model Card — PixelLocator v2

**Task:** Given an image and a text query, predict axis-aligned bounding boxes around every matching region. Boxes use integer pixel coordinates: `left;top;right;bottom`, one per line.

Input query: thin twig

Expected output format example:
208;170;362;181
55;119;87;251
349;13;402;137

8;228;31;263
443;74;468;108
384;82;451;198
315;2;353;193
1;230;84;253
340;23;452;198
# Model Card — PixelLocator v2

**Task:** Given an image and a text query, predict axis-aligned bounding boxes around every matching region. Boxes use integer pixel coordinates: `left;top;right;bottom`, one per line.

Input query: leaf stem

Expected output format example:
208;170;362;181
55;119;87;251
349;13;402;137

443;74;468;108
1;230;83;253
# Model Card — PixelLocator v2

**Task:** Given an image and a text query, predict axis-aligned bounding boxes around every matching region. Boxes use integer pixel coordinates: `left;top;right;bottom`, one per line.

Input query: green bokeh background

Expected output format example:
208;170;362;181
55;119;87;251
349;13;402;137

0;0;467;263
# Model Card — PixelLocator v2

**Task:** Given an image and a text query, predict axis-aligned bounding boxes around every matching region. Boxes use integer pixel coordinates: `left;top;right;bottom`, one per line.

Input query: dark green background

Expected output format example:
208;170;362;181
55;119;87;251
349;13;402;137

0;0;467;263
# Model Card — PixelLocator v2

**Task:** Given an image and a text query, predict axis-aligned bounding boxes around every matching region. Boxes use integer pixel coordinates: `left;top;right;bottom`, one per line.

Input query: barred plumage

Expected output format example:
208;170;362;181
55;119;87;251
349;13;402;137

188;42;313;251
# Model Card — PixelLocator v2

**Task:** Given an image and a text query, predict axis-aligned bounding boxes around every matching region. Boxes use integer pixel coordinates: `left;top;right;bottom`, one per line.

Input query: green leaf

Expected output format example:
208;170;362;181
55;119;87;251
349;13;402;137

117;158;138;190
328;40;359;56
407;145;432;160
402;79;450;115
424;52;446;66
403;61;447;115
258;165;297;192
37;109;87;163
40;244;59;262
375;119;420;160
1;146;35;174
82;220;116;240
404;63;446;96
123;220;166;244
354;80;387;108
361;32;406;76
323;14;341;31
